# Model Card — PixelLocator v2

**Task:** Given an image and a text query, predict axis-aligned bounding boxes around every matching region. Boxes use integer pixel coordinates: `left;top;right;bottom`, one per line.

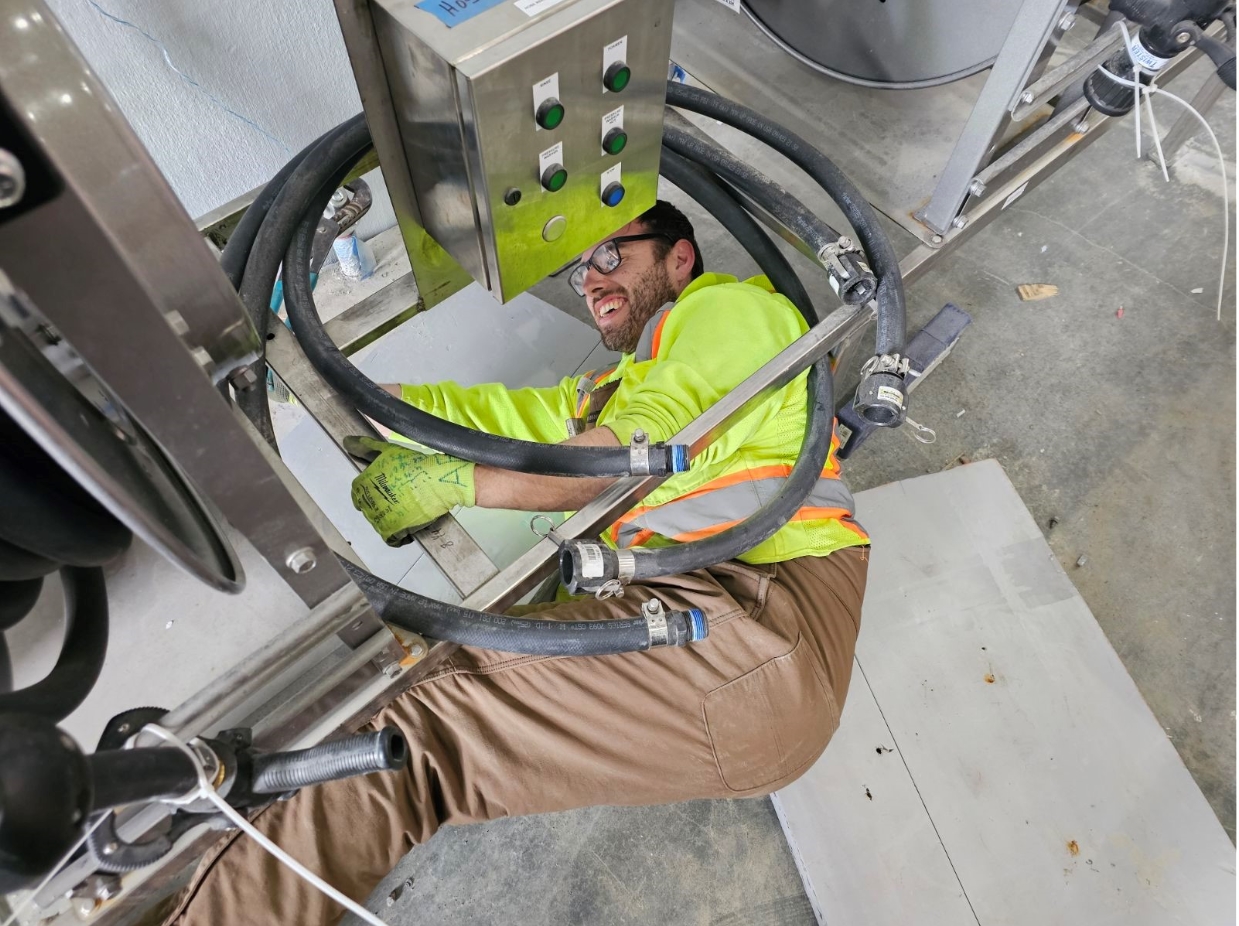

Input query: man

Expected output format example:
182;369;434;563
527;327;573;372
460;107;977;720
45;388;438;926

166;201;868;924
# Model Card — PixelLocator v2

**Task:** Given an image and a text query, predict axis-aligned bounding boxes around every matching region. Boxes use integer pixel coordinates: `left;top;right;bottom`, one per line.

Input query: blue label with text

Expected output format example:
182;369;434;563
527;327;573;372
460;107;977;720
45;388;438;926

416;0;507;26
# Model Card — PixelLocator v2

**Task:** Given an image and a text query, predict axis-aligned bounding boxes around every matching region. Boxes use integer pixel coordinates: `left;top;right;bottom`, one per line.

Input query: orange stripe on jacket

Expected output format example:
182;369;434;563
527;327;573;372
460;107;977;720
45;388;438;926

608;459;843;534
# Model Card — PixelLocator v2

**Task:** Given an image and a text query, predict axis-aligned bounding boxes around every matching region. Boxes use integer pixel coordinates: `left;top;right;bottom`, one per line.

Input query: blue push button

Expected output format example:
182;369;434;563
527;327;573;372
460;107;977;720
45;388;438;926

601;181;625;207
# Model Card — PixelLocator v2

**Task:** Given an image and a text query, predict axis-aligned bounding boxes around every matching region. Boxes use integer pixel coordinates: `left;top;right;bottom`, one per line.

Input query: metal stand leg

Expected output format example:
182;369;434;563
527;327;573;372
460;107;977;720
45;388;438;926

917;0;1076;236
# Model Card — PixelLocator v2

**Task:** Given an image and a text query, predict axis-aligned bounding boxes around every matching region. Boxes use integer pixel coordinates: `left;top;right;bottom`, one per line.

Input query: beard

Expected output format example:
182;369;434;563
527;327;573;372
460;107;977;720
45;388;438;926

598;261;678;353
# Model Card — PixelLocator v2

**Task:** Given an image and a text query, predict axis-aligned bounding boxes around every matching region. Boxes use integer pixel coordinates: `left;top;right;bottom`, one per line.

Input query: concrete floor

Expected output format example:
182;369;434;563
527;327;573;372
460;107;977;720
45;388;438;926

345;62;1235;926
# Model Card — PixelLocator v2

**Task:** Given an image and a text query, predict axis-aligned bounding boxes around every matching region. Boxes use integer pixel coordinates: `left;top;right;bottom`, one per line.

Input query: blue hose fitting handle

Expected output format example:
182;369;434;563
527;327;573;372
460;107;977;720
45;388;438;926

670;444;690;473
687;608;707;642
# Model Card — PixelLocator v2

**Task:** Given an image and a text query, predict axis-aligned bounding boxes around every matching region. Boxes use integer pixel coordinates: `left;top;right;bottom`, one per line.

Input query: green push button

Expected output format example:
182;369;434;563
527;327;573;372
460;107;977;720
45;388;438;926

602;127;627;155
541;163;568;192
536;98;565;130
603;62;631;93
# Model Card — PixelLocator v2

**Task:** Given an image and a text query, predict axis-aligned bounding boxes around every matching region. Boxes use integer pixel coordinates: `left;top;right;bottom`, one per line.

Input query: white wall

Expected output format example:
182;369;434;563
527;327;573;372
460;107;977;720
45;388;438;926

44;0;396;237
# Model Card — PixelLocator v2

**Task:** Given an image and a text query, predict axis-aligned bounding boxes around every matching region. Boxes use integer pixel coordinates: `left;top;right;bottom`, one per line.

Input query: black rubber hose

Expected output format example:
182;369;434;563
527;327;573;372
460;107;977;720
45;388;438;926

665;81;905;356
88;747;199;810
340;559;695;656
0;537;59;582
250;727;407;794
661;145;816;320
230;115;370;449
280;149;683;478
235;115;369;336
0;566;109;722
0;413;132;568
235;130;686;654
628;364;831;579
219;139;315;291
0;577;42;630
662;127;843;279
605;146;835;579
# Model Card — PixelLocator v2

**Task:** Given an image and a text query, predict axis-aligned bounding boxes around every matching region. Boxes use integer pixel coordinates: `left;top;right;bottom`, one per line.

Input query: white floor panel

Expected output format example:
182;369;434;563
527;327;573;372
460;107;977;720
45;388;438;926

774;460;1235;926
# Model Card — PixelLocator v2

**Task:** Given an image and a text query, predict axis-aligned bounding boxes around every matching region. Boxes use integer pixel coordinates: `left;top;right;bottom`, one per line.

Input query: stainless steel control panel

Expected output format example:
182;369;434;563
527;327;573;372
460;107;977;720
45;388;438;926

339;0;674;302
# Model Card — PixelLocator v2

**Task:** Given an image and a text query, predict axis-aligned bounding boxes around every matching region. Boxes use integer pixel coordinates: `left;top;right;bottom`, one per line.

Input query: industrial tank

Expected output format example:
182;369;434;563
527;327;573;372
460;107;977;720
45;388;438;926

742;0;1024;88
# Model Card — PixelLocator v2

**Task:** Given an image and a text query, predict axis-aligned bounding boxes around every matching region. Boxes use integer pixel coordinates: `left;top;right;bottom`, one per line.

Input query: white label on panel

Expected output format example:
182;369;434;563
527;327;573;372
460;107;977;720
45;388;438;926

602;105;624;144
539;141;564;176
600;162;622;196
515;0;571;17
602;36;628;90
712;0;741;13
532;72;559;129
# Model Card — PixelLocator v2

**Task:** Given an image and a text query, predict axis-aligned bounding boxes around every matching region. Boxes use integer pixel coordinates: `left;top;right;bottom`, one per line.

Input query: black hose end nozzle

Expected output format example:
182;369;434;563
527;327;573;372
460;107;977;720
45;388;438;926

249;727;408;796
854;354;908;428
560;541;625;595
834;253;878;306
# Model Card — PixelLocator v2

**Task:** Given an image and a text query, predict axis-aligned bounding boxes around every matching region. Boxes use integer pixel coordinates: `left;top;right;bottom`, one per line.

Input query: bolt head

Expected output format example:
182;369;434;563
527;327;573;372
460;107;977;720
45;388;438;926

968;179;985;197
1058;11;1076;31
1176;30;1192;43
409;643;426;657
285;547;317;574
952;215;969;230
930;234;944;245
0;148;25;209
1073;118;1090;134
228;365;260;392
1019;90;1034;104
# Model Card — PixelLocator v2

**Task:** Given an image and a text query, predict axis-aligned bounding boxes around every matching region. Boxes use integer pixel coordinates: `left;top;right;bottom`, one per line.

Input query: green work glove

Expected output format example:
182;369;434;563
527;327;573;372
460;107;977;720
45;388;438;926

345;436;475;547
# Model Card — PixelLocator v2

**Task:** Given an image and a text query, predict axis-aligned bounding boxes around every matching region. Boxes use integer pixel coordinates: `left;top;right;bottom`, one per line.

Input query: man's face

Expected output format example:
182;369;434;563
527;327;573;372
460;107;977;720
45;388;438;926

577;221;679;354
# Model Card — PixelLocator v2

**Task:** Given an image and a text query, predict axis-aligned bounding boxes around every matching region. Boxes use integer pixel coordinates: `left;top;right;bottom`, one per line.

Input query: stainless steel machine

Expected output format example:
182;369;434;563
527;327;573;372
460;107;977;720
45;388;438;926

741;0;1025;88
337;0;674;301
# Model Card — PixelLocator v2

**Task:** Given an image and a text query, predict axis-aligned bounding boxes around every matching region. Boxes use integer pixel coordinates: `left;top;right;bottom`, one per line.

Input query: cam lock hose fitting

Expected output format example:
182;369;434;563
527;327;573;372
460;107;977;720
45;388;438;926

560;541;632;595
853;353;910;428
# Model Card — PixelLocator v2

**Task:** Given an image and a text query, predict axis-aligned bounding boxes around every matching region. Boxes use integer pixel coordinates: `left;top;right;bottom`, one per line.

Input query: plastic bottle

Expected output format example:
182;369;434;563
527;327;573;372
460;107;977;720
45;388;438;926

333;231;377;281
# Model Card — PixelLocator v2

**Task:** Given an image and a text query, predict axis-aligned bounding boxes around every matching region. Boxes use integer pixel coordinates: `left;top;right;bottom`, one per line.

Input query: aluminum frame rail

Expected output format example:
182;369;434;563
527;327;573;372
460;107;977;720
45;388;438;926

917;4;1225;238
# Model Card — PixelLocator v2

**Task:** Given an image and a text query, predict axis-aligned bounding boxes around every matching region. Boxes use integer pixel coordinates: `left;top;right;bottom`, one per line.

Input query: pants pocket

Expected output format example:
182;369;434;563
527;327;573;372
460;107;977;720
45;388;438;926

703;634;840;793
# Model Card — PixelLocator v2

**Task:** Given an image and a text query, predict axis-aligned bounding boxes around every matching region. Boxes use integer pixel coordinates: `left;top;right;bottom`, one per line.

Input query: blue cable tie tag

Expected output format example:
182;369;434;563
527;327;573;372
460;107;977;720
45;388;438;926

415;0;508;27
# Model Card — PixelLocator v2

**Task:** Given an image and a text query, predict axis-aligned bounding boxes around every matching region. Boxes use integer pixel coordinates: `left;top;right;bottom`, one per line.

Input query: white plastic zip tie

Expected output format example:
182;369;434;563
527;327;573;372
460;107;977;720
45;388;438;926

137;725;389;926
1099;24;1230;320
1144;86;1172;182
1;815;108;926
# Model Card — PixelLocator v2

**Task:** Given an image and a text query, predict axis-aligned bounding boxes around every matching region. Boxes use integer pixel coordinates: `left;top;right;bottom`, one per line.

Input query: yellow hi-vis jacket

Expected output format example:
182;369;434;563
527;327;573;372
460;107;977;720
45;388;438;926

399;272;869;563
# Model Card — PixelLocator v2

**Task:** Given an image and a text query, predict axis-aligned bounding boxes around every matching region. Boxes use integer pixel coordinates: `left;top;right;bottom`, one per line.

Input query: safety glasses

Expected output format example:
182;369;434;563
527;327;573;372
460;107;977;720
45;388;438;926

568;233;673;297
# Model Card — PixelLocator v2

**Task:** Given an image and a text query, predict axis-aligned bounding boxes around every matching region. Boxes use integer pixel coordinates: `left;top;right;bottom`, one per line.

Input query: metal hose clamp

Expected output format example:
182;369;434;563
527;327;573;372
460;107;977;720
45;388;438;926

859;353;911;378
816;236;875;304
629;429;652;475
642;598;669;647
615;549;636;581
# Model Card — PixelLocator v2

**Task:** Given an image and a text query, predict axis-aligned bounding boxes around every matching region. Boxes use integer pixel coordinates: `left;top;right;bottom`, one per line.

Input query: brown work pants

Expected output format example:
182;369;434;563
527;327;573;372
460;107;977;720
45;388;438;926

163;547;868;925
